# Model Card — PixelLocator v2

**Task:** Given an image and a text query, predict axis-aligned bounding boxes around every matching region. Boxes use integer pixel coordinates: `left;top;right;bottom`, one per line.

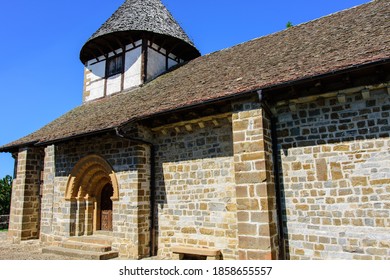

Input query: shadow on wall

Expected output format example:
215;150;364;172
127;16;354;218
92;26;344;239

52;135;143;239
51;125;235;256
277;89;390;153
154;119;234;205
275;88;390;259
153;120;235;255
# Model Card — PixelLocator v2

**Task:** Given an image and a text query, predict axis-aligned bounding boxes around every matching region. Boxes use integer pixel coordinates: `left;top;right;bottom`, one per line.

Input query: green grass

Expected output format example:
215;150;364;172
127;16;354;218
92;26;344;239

0;229;8;232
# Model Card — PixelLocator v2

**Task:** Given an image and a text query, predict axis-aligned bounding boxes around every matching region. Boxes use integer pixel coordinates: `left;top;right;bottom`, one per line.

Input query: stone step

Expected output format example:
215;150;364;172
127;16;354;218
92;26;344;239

67;235;113;246
42;246;118;260
93;230;113;237
60;240;111;252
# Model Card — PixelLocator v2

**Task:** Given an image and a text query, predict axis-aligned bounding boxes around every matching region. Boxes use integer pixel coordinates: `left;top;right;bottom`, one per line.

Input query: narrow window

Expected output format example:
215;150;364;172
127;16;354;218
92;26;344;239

106;55;123;77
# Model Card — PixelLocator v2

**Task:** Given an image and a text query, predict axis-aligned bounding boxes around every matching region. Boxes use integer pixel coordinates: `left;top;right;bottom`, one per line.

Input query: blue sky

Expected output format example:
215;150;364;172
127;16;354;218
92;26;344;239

0;0;370;178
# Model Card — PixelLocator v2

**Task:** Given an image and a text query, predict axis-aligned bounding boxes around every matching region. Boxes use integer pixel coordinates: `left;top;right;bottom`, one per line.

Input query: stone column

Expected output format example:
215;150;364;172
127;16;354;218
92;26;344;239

112;143;151;259
136;144;151;258
75;198;86;236
69;198;77;236
40;145;55;243
232;99;279;260
85;196;95;235
8;147;43;243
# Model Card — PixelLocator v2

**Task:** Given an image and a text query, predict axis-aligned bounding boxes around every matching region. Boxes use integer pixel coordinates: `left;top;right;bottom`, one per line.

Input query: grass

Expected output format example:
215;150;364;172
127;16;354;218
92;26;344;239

0;229;8;232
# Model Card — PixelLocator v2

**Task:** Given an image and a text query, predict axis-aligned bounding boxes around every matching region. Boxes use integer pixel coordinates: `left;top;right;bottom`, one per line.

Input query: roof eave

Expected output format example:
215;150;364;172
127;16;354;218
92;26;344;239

0;141;39;153
2;57;389;152
261;58;390;101
80;30;200;64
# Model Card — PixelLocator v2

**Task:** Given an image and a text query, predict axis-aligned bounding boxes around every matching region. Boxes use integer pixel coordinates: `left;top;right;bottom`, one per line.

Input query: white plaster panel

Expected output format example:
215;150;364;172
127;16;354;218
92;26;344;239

124;47;142;89
86;60;106;82
168;58;177;69
85;79;105;102
147;47;166;81
106;74;122;96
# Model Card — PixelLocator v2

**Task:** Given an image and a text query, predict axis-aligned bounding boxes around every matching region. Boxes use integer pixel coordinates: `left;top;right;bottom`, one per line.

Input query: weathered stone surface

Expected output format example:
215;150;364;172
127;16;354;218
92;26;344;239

155;118;238;260
277;86;390;260
9;85;390;261
8;147;43;242
233;102;279;260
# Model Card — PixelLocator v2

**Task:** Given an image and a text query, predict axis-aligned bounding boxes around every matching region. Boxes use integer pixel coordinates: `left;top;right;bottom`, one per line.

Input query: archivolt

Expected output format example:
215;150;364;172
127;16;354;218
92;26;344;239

65;154;119;201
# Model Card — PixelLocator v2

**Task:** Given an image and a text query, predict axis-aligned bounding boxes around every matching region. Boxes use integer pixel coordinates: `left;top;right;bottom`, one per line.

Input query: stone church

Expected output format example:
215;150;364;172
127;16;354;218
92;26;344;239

1;0;389;260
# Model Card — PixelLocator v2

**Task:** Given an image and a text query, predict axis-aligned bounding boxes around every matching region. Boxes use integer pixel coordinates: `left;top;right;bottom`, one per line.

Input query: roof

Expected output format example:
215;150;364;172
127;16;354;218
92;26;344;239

80;0;200;63
1;0;389;151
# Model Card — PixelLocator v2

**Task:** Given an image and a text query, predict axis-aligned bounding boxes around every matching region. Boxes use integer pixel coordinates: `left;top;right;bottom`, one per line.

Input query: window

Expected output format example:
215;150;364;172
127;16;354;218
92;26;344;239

106;55;123;77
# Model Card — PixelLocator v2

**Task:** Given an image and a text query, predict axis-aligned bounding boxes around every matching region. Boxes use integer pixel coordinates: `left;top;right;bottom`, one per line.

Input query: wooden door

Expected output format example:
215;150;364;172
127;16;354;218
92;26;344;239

100;184;113;231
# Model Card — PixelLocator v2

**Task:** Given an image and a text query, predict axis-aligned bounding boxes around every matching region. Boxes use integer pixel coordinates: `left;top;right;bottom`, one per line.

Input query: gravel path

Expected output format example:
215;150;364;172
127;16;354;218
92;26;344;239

0;231;77;260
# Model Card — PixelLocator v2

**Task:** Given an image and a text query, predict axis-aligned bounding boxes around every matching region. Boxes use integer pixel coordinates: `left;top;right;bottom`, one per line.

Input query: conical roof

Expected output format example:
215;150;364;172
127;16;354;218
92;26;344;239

80;0;200;63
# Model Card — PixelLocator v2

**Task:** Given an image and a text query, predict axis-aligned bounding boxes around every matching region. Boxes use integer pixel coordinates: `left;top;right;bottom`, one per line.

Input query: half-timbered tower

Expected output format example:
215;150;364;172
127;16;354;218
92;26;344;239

80;0;199;102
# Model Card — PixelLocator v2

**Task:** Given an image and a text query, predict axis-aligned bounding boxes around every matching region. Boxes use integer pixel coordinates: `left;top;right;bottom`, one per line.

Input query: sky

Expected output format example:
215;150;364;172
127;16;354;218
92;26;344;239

0;0;371;178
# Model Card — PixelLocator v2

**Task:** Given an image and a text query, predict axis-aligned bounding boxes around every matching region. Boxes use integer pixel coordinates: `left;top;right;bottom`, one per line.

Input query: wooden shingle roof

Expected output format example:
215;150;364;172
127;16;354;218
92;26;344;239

1;0;389;151
80;0;200;63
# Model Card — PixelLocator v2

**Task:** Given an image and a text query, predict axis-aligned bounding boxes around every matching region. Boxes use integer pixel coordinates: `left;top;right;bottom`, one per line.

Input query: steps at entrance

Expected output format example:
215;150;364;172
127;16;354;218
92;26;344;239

42;233;118;260
68;235;114;246
61;241;111;252
93;230;113;237
42;246;119;260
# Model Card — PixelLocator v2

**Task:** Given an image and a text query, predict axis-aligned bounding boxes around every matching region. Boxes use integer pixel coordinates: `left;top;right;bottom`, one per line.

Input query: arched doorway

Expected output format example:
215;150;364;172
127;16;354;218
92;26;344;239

65;155;119;236
100;183;113;231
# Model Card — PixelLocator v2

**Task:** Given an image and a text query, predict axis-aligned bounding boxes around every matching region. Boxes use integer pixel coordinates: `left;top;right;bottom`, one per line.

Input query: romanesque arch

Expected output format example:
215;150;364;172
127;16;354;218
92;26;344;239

65;154;119;235
65;154;119;201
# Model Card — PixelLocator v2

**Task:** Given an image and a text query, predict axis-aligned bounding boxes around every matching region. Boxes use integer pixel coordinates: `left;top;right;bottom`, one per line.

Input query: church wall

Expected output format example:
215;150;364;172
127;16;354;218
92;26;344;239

40;135;150;259
275;84;390;260
40;145;55;243
8;147;43;243
153;117;239;260
232;100;279;260
26;81;390;260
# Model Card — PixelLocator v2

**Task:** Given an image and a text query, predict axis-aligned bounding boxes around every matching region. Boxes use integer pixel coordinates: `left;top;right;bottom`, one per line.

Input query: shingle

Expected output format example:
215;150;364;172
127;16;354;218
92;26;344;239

1;0;389;151
90;0;194;45
80;0;200;62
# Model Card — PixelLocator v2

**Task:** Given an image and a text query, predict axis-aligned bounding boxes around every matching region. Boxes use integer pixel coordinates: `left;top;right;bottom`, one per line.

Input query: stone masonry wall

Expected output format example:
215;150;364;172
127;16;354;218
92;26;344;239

8;147;43;243
40;145;55;243
154;117;238;260
232;99;279;260
41;134;150;259
275;85;390;260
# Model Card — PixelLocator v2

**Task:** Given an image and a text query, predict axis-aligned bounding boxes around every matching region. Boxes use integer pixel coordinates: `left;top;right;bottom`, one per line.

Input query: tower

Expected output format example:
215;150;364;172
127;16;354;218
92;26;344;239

80;0;200;103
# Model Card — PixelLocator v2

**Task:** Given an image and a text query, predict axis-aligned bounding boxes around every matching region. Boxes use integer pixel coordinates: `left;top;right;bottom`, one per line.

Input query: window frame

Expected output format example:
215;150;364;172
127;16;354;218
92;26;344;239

106;54;124;78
